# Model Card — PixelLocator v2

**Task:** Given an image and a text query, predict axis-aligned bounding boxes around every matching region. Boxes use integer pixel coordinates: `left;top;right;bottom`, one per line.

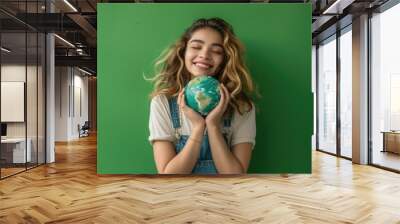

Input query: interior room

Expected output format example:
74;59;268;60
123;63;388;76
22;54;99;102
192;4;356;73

0;0;399;223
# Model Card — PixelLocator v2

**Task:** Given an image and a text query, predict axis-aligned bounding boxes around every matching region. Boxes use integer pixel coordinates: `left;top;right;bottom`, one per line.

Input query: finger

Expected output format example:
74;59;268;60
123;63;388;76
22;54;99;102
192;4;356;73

218;85;225;108
179;95;186;113
181;90;185;101
181;92;186;107
182;93;197;114
181;92;190;111
221;84;230;110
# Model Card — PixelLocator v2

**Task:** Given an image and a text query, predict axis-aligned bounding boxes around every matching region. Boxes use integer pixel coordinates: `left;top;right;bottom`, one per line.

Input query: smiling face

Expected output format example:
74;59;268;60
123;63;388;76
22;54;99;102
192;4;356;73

184;28;225;78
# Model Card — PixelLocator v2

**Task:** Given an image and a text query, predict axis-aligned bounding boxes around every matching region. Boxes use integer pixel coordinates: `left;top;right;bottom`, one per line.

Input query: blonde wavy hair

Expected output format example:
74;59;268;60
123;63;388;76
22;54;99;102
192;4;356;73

148;17;256;115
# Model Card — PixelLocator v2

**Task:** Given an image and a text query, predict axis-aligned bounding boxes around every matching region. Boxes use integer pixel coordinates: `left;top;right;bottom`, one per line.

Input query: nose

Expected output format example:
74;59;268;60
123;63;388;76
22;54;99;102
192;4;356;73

198;48;211;60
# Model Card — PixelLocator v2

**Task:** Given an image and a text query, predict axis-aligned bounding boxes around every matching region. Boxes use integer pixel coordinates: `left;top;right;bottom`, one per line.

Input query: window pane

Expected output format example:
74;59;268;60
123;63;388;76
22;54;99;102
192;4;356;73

38;32;45;165
318;36;337;154
340;28;352;158
371;3;400;171
27;31;38;169
1;30;27;178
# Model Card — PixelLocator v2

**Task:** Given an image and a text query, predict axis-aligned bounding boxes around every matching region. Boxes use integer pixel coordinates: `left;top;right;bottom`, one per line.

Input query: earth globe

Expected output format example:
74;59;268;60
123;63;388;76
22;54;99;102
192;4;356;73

184;75;221;116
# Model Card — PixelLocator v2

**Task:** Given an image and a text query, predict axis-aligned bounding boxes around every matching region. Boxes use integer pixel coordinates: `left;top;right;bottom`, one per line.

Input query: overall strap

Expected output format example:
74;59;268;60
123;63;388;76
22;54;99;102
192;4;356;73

168;96;181;129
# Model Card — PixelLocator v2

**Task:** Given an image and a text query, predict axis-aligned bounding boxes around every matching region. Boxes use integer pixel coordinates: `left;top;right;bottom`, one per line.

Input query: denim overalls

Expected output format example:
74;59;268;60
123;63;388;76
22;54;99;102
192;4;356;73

168;97;232;174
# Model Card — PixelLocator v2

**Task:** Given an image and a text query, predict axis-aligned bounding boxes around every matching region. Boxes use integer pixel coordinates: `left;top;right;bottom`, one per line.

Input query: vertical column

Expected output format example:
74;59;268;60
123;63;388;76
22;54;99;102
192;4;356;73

352;14;369;164
46;1;55;163
336;30;341;156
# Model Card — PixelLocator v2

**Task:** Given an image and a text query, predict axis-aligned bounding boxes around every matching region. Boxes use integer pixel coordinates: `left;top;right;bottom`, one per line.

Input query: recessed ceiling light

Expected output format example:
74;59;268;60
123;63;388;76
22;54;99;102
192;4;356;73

322;0;354;15
1;47;11;53
63;0;78;12
54;34;75;48
78;67;93;76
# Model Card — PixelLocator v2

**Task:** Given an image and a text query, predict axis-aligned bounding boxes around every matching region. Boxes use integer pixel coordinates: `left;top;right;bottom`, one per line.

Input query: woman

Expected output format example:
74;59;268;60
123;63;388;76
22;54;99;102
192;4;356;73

148;17;256;174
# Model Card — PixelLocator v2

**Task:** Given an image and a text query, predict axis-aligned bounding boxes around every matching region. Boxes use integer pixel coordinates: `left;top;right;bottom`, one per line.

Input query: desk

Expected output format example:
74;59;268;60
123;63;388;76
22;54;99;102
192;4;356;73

1;138;32;163
381;131;400;154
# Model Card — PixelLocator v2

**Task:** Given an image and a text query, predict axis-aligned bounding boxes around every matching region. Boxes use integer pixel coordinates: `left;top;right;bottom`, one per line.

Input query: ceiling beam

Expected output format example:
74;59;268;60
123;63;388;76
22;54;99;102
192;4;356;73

67;13;97;46
322;0;356;14
55;55;96;69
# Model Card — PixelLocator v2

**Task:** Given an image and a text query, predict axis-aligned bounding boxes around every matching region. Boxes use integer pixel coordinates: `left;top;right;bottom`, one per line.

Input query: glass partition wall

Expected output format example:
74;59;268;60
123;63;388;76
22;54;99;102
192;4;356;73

316;0;400;172
0;1;46;179
370;2;400;171
0;30;27;177
339;26;352;159
316;26;353;159
317;35;337;155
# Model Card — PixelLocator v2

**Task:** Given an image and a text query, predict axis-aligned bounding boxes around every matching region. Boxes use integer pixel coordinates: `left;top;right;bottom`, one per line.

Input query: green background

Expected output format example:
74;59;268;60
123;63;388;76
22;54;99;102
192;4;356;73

98;3;312;174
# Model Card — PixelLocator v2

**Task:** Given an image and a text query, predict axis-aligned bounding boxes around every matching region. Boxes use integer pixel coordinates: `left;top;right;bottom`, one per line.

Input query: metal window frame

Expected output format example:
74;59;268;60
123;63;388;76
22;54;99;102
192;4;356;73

368;0;400;173
316;0;400;173
315;24;353;161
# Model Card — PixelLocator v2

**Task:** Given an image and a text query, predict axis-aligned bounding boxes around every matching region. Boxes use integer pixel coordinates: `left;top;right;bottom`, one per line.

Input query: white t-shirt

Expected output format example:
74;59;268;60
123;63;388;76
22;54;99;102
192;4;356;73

148;94;256;150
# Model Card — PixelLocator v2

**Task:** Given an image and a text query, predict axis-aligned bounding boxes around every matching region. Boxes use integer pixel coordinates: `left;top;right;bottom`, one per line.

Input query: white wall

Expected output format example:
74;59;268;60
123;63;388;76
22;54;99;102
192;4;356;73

1;64;25;81
1;65;41;137
55;66;69;141
55;66;89;141
1;65;27;142
1;63;46;163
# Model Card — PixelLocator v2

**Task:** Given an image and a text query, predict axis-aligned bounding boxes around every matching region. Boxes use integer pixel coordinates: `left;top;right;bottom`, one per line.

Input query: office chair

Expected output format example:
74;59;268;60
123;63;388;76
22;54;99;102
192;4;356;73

79;121;90;138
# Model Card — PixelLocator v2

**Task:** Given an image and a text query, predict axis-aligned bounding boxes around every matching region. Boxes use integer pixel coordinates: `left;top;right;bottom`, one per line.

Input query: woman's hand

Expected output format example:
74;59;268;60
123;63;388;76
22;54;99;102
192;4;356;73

177;89;205;129
205;84;230;128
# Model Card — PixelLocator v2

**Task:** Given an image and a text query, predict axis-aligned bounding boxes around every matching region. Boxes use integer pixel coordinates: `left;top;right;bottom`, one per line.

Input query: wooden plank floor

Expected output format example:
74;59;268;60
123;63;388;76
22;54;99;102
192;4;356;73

1;134;400;224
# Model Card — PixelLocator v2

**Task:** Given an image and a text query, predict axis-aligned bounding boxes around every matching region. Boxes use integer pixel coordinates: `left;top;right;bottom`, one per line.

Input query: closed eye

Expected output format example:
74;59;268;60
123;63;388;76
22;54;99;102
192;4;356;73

212;49;223;55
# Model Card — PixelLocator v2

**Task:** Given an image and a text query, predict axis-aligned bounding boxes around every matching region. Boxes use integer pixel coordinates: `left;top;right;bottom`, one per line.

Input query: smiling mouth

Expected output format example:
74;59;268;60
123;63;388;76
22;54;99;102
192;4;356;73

193;62;212;69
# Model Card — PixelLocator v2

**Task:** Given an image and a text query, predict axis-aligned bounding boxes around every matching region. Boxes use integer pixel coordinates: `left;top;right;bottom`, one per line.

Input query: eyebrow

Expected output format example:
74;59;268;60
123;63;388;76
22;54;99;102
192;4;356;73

189;39;223;49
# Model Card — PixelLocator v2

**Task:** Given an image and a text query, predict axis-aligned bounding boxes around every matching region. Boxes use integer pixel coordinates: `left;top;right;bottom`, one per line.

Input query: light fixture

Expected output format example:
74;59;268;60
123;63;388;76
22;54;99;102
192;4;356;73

54;34;75;48
63;0;78;12
322;0;354;15
76;48;85;55
78;67;93;76
1;47;11;53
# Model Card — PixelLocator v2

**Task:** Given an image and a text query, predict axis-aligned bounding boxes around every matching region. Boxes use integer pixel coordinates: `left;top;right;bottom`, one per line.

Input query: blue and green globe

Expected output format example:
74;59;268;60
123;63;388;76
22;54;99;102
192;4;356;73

184;75;221;116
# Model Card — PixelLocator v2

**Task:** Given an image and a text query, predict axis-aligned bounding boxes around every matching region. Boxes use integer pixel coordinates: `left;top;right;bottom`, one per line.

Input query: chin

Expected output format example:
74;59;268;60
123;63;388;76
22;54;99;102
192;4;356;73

190;70;216;77
200;72;216;76
193;73;208;77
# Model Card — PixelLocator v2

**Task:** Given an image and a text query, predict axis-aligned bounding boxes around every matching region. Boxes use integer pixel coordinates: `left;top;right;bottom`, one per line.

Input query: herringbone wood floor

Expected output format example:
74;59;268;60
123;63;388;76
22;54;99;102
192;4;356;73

0;134;400;224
